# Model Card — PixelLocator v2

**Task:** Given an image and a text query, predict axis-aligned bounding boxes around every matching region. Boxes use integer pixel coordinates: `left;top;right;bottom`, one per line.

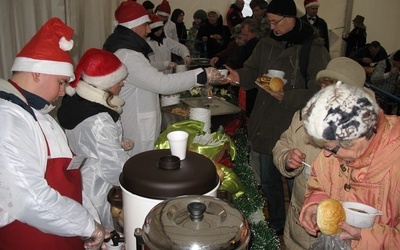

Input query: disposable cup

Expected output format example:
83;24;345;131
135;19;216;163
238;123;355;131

218;69;228;79
105;241;123;250
268;69;285;78
167;131;189;160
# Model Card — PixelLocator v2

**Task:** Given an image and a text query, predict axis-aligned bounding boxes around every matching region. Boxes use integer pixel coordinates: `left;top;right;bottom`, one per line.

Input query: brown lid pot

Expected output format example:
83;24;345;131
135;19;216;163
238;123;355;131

120;149;219;199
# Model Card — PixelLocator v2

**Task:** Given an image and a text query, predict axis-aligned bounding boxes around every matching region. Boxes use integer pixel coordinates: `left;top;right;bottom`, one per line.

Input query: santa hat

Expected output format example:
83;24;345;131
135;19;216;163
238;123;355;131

115;1;150;29
157;0;171;17
304;0;319;8
302;82;379;141
66;48;127;96
11;17;75;82
149;14;164;29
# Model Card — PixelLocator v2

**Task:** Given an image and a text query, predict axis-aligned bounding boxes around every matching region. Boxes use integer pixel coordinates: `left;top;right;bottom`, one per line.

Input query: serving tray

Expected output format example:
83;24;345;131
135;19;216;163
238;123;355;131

180;96;241;116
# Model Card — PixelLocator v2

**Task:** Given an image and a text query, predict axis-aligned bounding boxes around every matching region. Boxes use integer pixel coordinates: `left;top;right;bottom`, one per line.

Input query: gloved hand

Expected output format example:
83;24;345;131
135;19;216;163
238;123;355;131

205;67;224;84
121;137;134;151
83;220;106;250
184;56;191;66
167;62;177;70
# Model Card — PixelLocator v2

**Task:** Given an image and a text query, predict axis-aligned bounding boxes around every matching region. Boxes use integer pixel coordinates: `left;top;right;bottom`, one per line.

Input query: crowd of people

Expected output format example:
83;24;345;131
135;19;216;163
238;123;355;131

1;0;399;249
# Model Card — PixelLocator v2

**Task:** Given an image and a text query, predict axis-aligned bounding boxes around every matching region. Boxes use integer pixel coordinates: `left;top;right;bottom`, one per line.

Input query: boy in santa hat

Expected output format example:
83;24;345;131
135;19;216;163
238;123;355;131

0;18;108;249
103;1;223;156
58;48;131;230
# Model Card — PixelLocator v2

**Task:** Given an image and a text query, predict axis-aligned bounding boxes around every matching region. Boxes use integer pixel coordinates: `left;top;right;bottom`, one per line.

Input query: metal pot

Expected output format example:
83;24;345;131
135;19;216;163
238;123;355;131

135;195;250;250
119;149;220;250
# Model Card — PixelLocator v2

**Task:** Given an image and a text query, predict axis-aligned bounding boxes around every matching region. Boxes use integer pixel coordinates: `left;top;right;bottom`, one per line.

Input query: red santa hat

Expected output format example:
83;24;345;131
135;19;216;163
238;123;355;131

157;0;171;17
11;17;75;82
149;14;164;29
66;48;127;96
304;0;320;8
115;1;150;29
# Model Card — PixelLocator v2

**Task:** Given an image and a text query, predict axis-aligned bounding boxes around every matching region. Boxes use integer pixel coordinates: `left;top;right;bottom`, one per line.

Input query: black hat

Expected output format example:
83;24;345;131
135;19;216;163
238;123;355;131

193;9;207;21
267;0;297;17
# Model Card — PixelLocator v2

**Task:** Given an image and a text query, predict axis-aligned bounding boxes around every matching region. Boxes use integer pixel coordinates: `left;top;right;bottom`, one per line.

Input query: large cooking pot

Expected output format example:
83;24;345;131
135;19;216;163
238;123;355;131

120;149;220;250
135;195;250;250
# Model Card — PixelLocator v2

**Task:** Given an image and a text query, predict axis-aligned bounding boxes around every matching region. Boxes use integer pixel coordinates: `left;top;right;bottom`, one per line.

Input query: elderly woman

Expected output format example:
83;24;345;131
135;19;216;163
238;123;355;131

299;82;400;249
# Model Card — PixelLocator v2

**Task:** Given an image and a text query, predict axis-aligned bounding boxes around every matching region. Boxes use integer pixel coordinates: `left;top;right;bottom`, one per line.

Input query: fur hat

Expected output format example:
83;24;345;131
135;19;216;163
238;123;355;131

302;82;379;141
193;9;207;21
267;0;297;17
352;15;365;25
66;48;127;96
149;14;164;29
115;1;150;29
317;57;366;88
304;0;319;8
231;24;242;38
11;18;75;82
157;0;171;17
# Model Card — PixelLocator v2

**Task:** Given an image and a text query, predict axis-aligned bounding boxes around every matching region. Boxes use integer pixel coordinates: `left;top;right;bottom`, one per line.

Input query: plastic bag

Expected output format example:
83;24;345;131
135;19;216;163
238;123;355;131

309;235;351;250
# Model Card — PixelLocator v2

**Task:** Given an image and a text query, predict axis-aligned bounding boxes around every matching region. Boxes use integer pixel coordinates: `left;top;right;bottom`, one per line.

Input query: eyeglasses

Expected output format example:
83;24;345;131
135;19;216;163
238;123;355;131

323;145;340;154
268;16;286;26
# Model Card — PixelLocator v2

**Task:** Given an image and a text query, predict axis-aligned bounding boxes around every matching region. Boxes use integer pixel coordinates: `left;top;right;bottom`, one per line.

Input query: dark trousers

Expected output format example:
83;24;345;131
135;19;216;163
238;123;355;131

260;153;286;230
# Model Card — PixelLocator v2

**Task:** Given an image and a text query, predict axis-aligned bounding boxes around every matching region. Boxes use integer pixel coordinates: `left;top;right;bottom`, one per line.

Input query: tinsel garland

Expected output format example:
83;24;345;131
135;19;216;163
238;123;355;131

231;128;281;250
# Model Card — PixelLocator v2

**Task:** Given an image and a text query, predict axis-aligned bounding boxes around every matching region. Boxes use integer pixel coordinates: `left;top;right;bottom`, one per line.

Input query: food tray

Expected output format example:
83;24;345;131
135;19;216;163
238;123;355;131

180;96;241;116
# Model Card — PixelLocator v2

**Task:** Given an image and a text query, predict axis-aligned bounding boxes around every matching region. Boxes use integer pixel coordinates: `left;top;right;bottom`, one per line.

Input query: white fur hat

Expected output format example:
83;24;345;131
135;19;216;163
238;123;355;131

302;82;380;141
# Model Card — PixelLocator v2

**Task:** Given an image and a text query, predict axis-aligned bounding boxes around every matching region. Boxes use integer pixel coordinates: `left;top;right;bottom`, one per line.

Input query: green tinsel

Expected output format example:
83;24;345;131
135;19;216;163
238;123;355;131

231;128;280;250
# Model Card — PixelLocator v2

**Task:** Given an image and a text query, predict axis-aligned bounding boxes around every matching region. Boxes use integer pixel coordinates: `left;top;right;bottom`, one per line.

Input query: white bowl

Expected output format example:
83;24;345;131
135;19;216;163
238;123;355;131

341;201;383;228
268;69;285;78
218;69;228;79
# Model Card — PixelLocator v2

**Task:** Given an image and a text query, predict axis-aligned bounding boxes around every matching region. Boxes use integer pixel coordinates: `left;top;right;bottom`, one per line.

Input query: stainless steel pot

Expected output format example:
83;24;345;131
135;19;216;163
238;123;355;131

135;195;250;250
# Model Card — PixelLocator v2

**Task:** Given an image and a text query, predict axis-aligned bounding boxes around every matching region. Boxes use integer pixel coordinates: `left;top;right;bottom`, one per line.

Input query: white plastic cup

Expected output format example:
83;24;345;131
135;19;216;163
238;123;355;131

175;65;187;73
167;131;189;160
105;241;123;250
218;69;228;79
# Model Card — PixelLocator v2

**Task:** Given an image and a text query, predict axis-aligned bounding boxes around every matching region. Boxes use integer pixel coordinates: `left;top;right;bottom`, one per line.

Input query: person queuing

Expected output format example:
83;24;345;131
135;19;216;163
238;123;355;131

300;0;330;52
57;48;131;229
187;9;208;58
103;1;223;156
146;14;191;74
273;57;373;249
171;8;187;45
222;0;330;235
343;15;367;57
226;0;245;30
0;18;106;249
299;82;400;249
249;0;270;38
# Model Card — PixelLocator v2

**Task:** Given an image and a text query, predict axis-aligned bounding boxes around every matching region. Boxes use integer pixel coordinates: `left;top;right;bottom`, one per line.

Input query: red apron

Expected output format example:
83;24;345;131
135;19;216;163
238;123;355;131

0;155;85;250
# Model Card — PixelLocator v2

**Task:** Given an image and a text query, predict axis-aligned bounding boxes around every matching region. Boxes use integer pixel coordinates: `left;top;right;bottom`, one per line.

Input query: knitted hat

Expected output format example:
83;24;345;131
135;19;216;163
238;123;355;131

267;0;297;17
316;57;366;88
304;0;319;8
115;1;150;29
157;0;171;17
302;82;379;141
193;9;207;21
11;17;75;82
149;14;164;29
66;48;127;96
352;15;364;25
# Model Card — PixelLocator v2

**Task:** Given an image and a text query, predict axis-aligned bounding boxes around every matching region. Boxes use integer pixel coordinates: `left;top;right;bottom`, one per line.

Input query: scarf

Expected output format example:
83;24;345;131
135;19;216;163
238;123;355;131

270;18;315;47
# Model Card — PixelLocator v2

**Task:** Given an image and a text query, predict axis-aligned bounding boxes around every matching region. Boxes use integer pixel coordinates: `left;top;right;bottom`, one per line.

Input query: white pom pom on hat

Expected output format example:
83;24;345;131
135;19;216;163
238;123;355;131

66;48;127;96
11;17;75;82
302;82;380;141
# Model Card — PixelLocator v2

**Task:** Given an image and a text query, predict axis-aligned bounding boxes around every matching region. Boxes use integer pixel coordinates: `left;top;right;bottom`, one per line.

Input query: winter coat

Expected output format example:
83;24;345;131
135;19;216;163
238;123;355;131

301;111;400;249
0;79;96;242
196;19;231;59
273;110;321;249
370;52;400;95
237;19;331;154
300;15;330;52
58;89;130;228
344;26;367;57
226;3;244;30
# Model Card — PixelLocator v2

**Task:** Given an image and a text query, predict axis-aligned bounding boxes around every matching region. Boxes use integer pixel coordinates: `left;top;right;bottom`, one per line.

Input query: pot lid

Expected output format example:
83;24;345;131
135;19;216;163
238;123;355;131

141;195;250;249
120;149;219;199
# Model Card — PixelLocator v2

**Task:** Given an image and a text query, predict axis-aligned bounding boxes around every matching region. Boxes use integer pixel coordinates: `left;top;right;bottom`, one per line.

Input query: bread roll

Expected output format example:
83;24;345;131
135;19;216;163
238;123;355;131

269;77;284;92
317;198;345;235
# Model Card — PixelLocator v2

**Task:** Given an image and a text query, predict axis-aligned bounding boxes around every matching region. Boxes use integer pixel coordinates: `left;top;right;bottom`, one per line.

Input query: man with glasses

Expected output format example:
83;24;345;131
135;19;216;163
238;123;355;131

222;0;330;235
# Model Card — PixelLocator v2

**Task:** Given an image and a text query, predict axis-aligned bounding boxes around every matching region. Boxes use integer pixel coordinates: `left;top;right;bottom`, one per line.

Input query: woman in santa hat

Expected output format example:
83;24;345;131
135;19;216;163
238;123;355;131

58;48;131;229
146;14;191;74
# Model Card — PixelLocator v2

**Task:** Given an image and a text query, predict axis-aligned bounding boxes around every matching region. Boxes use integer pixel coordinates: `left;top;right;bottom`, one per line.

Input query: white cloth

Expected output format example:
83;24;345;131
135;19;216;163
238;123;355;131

163;19;179;42
65;113;130;228
0;79;95;237
147;36;190;74
113;49;203;156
